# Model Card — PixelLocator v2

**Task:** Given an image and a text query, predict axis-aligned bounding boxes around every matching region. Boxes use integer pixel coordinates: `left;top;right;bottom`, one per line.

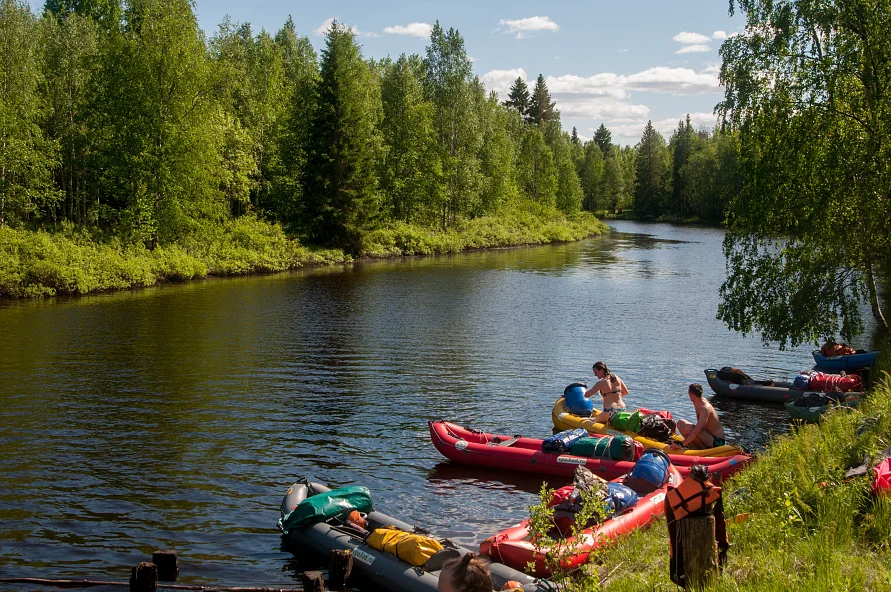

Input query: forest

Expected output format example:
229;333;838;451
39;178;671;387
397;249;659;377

0;0;735;296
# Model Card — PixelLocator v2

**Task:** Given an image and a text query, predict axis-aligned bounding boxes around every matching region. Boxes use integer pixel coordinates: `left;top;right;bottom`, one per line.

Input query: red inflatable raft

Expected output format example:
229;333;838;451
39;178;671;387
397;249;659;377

480;453;682;577
429;420;750;483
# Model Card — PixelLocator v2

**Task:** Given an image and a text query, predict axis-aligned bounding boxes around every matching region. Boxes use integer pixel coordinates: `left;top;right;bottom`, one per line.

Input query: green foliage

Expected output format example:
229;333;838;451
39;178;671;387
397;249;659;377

379;54;441;224
95;0;223;245
553;133;583;214
424;21;481;229
38;10;98;225
518;127;558;206
717;0;891;343
0;0;61;227
524;481;604;592
0;3;621;297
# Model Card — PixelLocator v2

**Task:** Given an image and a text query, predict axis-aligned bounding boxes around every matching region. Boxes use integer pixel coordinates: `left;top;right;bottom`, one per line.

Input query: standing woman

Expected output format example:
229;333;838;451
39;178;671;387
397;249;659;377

585;361;629;423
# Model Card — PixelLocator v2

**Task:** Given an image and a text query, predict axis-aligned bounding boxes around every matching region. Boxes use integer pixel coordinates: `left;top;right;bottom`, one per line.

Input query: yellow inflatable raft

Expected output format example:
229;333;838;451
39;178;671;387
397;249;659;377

552;398;743;458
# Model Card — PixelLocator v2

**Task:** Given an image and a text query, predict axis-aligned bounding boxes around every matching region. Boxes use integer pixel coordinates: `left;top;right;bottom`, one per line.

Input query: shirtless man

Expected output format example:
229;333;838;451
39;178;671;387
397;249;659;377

585;361;629;423
672;383;726;449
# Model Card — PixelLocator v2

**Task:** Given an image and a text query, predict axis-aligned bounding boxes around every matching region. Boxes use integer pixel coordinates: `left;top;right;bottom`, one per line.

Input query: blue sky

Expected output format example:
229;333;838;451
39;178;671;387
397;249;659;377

32;1;747;145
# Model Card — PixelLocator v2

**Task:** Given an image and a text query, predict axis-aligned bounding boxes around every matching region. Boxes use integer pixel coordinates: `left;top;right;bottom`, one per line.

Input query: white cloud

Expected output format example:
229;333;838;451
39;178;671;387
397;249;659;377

701;62;721;76
383;22;433;38
617;48;628;53
651;112;720;136
313;17;335;37
672;30;729;54
481;65;722;145
548;67;719;97
673;31;710;44
608;112;720;144
498;16;559;39
480;68;528;98
561;99;649;122
677;44;712;54
313;17;378;38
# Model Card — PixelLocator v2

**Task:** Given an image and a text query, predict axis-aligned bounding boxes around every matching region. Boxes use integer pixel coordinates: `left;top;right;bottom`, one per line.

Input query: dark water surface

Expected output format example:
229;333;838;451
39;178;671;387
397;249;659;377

0;221;867;589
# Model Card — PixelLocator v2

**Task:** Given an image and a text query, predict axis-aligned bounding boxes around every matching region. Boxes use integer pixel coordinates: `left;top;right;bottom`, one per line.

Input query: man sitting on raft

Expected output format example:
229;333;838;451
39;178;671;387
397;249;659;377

672;383;726;449
585;361;629;423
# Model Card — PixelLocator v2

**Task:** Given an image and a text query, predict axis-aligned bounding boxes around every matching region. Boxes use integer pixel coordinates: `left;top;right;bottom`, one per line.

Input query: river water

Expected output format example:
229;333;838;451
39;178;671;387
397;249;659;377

0;221;866;589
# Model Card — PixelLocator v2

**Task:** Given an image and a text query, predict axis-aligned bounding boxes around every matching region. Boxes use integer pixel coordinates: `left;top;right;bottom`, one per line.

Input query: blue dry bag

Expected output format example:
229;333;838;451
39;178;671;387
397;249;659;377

604;482;639;515
625;449;671;495
793;374;811;390
564;382;593;416
542;428;590;453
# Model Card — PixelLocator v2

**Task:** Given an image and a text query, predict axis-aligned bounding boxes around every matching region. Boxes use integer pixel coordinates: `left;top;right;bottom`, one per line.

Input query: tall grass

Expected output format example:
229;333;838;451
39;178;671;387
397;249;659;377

595;354;891;590
0;217;349;298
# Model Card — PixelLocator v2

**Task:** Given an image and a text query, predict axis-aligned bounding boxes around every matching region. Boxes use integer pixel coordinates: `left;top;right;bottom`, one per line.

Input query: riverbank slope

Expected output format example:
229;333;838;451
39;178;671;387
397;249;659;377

596;346;891;590
0;212;607;298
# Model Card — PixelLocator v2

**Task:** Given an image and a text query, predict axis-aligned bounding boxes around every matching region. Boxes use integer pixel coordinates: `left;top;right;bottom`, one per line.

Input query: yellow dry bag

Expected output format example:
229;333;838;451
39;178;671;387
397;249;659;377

366;526;443;566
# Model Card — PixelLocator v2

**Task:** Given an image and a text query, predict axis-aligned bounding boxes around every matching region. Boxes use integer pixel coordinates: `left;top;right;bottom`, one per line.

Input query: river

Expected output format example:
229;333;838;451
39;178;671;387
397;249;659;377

0;221;866;590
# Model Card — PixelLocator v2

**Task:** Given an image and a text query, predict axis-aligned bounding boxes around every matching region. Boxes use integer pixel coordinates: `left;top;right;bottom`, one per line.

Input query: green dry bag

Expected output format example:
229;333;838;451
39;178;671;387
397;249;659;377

609;410;643;433
569;435;636;461
278;486;372;535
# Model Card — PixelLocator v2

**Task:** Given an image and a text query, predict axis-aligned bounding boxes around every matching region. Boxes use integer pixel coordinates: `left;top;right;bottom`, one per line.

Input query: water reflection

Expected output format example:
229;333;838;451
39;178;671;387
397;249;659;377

0;220;868;590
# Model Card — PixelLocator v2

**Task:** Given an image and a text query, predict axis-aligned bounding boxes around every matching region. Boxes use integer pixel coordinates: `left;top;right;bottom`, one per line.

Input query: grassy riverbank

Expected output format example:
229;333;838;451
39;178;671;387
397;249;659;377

600;210;723;226
595;348;891;590
0;211;607;298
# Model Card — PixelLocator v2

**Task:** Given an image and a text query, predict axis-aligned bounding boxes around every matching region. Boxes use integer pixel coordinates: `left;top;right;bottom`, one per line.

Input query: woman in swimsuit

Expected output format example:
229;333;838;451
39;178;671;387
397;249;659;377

584;361;628;423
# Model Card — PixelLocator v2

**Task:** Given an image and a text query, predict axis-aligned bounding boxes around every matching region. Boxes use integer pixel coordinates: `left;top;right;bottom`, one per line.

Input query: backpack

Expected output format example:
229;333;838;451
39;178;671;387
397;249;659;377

609;410;643;433
716;366;751;384
366;526;443;566
638;413;676;443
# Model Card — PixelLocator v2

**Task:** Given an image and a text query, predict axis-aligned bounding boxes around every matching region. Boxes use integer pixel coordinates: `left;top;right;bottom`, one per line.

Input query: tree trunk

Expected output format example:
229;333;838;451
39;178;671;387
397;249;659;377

678;515;718;589
866;260;889;335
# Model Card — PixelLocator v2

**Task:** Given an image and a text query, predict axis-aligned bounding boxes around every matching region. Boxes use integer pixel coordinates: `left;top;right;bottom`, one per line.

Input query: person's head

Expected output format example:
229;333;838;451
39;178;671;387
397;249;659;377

592;361;611;379
438;553;493;592
688;383;704;400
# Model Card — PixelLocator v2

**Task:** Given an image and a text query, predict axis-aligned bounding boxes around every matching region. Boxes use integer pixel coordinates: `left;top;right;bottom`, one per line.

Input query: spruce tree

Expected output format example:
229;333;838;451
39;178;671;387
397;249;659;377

570;126;580;146
593;123;612;154
527;74;556;125
669;114;696;216
633;120;668;217
503;76;529;118
301;20;380;252
274;16;318;226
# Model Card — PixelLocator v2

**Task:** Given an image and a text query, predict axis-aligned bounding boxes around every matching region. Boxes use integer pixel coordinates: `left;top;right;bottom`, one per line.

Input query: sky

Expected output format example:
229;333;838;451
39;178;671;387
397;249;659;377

31;0;748;146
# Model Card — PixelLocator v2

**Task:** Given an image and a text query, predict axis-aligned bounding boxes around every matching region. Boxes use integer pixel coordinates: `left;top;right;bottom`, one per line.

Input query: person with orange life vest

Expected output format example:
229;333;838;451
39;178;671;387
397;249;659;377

665;464;729;587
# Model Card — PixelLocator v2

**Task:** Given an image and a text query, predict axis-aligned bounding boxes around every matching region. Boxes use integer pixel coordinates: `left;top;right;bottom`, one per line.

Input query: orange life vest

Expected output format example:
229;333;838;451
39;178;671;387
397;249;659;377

666;477;722;521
